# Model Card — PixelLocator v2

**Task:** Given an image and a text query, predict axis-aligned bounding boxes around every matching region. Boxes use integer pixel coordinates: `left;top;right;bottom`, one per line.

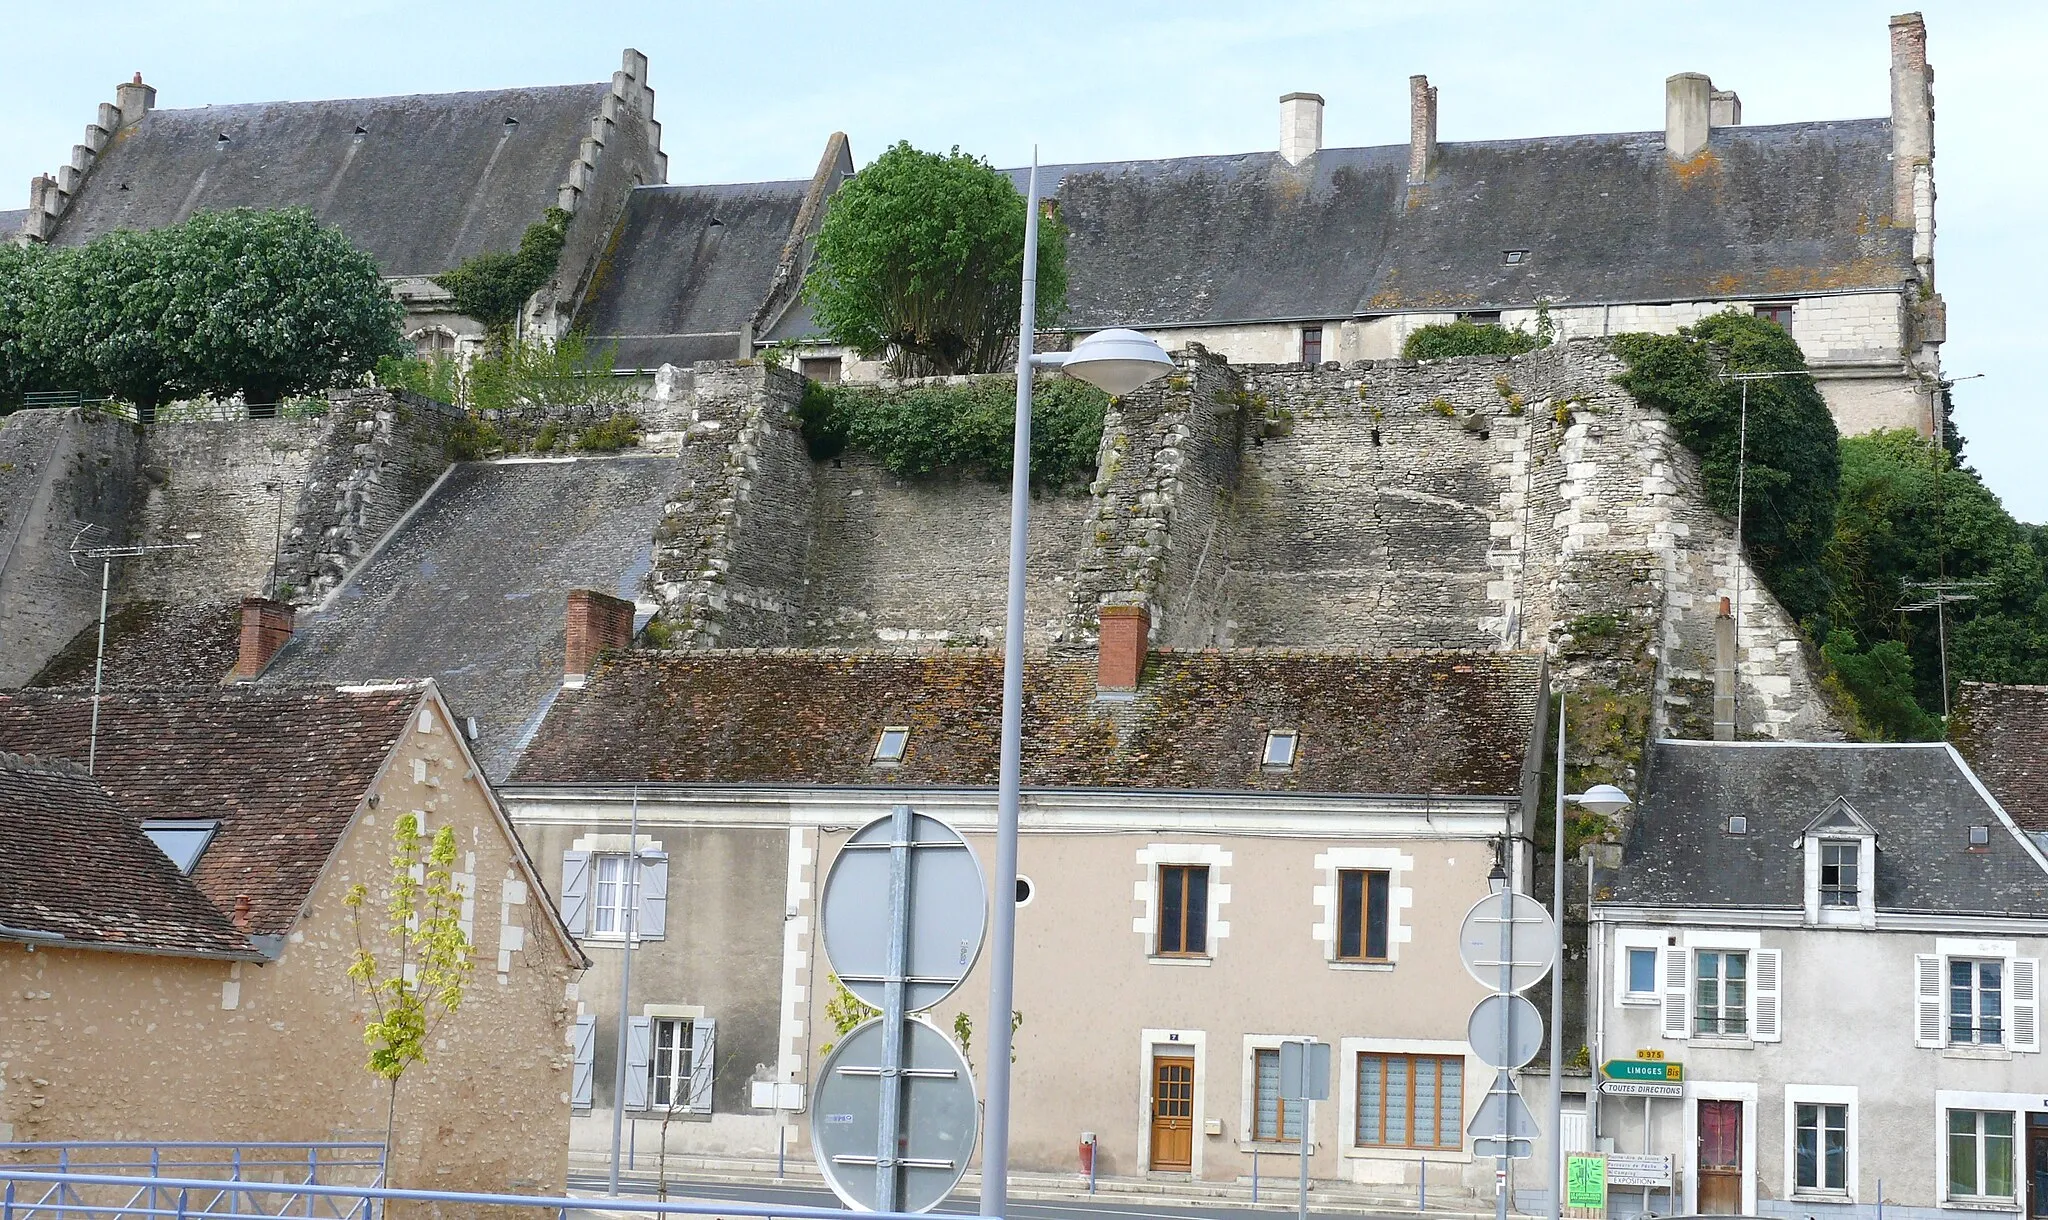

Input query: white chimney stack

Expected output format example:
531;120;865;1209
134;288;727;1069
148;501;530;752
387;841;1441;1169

1665;72;1712;160
1279;92;1324;166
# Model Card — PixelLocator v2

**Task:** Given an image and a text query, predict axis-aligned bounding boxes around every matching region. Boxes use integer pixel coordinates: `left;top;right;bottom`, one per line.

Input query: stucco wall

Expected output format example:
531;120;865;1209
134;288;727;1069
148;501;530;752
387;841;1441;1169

0;700;579;1194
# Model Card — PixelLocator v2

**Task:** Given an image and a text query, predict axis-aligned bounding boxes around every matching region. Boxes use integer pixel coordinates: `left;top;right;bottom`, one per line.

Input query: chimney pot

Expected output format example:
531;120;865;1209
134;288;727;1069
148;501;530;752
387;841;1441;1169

1713;597;1737;741
1408;75;1439;184
232;894;253;930
115;74;156;128
1665;73;1712;161
1096;603;1151;692
565;589;636;685
226;597;294;682
1279;92;1324;166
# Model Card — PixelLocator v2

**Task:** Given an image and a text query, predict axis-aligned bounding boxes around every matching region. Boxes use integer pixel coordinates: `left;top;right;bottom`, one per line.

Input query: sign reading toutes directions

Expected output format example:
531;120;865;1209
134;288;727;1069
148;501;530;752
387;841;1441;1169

1460;891;1555;1166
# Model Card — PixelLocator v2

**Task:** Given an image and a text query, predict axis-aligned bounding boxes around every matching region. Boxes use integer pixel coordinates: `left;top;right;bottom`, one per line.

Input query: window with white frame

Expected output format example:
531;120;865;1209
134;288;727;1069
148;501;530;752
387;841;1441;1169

650;1017;695;1110
1947;1110;2016;1200
1916;944;2037;1052
1695;950;1749;1036
1794;1102;1848;1193
1626;947;1658;999
1818;841;1859;906
1950;959;2005;1046
591;853;637;937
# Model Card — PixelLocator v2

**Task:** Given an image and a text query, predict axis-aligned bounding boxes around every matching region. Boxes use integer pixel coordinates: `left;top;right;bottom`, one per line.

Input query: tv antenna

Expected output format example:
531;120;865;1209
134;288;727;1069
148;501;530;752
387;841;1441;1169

65;522;200;773
1897;578;1991;721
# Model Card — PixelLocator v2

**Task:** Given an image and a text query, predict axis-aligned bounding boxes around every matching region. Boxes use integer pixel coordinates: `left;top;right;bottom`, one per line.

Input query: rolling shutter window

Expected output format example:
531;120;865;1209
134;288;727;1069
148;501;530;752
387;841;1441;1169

560;850;591;936
2012;958;2040;1053
1661;946;1689;1039
1915;954;1944;1048
624;1016;652;1111
571;1015;596;1110
688;1017;717;1114
638;850;669;941
1751;949;1783;1042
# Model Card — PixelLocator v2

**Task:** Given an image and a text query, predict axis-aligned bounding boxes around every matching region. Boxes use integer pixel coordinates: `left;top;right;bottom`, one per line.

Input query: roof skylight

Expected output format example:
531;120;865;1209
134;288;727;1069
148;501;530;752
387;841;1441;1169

1262;729;1299;770
873;726;910;765
142;819;219;874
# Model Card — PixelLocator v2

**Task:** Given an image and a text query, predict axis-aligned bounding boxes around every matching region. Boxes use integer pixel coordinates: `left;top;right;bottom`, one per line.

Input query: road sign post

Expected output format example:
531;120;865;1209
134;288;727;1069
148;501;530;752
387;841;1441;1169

1459;887;1556;1220
1279;1039;1329;1220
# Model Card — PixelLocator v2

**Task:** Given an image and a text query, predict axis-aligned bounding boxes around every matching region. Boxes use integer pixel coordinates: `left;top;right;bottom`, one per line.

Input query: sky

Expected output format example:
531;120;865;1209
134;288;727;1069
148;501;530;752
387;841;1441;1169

4;0;2041;517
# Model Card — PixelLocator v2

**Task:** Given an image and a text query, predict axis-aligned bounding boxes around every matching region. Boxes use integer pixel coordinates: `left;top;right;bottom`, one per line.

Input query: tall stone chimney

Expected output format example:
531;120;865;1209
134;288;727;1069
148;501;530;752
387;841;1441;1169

1713;597;1738;741
1096;603;1151;693
1890;13;1933;241
565;588;635;686
1665;73;1712;160
1279;93;1324;166
226;597;295;682
1710;89;1742;127
1408;75;1438;184
115;73;156;128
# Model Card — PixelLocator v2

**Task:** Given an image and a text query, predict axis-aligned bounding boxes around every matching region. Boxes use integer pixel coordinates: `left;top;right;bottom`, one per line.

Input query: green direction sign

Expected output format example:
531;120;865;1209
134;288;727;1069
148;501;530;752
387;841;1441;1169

1602;1059;1683;1083
1566;1154;1608;1210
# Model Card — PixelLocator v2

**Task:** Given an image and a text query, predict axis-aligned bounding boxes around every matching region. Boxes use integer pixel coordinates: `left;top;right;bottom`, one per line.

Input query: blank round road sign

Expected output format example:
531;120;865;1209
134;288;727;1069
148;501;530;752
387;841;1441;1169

820;809;987;1013
812;1017;979;1213
1457;892;1556;993
1467;992;1546;1069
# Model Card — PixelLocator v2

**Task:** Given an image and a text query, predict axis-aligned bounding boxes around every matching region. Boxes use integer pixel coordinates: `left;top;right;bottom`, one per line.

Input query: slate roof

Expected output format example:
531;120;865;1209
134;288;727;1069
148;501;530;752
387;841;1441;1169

28;599;243;688
577;180;809;369
0;685;421;938
0;751;257;957
0;209;26;237
1950;682;2048;831
261;456;674;781
1606;740;2048;918
48;83;610;276
509;648;1545;797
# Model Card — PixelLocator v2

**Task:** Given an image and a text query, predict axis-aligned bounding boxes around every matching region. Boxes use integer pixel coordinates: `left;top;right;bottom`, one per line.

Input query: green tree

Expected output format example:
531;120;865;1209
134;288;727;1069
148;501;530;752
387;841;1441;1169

433;207;569;333
0;243;59;408
49;228;190;418
343;812;474;1166
804;142;1067;376
1613;311;1840;623
1401;320;1542;361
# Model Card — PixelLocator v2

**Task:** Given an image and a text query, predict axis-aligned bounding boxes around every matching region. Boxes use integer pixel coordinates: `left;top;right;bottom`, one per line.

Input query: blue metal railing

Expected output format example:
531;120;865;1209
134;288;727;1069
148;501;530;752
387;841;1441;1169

0;1144;384;1220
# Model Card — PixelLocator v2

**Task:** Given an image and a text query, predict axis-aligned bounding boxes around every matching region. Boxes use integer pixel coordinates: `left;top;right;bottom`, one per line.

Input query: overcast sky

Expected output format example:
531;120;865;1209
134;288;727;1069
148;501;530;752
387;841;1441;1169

5;1;2040;518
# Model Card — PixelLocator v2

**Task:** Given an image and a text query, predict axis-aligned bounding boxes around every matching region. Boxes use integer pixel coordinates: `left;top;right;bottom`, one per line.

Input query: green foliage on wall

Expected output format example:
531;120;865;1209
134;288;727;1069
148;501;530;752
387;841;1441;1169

1401;321;1543;361
432;207;570;331
803;142;1067;376
376;332;632;415
797;375;1108;486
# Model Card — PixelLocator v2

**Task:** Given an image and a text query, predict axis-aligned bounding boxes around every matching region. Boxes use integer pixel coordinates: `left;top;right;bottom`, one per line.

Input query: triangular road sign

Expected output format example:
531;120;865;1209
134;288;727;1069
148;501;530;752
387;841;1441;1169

1467;1070;1541;1139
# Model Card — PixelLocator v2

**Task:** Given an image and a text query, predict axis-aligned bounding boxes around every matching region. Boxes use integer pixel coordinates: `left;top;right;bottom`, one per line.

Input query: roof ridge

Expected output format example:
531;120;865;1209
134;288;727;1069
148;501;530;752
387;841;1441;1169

148;80;610;116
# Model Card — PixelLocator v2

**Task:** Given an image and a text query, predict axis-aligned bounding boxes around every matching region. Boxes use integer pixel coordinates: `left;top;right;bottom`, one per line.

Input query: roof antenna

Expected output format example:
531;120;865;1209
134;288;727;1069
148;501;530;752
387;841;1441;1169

65;522;201;774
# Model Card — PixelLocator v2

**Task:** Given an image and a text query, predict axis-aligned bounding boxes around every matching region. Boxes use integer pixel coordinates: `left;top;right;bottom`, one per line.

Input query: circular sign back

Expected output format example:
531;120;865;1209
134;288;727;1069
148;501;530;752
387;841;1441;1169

1456;891;1557;993
812;1016;980;1213
1467;992;1546;1069
820;809;987;1013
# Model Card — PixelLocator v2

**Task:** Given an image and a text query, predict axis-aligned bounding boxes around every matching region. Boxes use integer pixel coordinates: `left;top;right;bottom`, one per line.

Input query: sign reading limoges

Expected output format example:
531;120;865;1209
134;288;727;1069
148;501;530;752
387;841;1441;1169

1602;1059;1683;1083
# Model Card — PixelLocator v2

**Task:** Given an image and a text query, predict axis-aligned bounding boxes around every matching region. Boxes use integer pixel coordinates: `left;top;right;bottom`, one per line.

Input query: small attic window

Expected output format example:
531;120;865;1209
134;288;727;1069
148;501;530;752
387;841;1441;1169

1262;729;1299;770
143;819;219;874
1727;815;1749;836
872;726;910;765
1502;250;1530;266
1969;825;1991;848
1460;310;1503;326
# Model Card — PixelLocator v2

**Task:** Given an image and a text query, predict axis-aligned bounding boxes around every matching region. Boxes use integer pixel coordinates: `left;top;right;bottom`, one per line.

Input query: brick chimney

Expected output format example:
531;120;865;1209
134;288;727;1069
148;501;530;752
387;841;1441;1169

1279;93;1324;166
1097;603;1151;693
226;597;294;682
1407;75;1438;184
1665;73;1711;161
565;589;635;686
1713;596;1738;741
116;73;156;128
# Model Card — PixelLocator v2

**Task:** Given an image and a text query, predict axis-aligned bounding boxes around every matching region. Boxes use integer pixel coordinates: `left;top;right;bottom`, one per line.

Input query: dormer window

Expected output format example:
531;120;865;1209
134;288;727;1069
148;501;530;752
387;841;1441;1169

1819;841;1859;907
1801;798;1877;927
872;726;910;765
1262;729;1299;770
142;819;219;874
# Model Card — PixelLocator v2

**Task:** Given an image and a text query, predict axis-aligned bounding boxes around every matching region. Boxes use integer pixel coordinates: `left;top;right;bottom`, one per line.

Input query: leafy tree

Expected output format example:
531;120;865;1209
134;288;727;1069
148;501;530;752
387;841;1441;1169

46;228;191;418
343;812;474;1166
1613;311;1840;623
804;142;1067;376
0;243;59;408
1401;320;1542;361
433;207;569;333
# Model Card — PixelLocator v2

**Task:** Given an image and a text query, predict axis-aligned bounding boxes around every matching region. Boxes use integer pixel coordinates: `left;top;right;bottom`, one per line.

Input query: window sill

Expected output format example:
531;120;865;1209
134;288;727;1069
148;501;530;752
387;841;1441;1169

1239;1142;1312;1155
1942;1045;2013;1061
1149;955;1215;968
1344;1145;1471;1164
1619;995;1659;1007
1940;1199;2019;1212
1791;1191;1855;1204
1328;960;1395;973
1688;1036;1755;1050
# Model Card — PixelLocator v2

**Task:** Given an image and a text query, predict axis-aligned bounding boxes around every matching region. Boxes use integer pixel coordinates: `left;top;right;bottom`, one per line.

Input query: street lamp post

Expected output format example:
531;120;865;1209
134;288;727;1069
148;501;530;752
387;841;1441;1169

980;151;1174;1219
1548;690;1632;1220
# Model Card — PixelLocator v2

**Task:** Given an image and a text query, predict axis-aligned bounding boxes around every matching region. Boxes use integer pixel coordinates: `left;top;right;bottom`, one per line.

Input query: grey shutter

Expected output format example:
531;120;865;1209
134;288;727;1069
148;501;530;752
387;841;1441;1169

560;850;591;936
624;1016;651;1110
1661;946;1689;1039
571;1014;596;1110
688;1017;717;1114
638;850;669;941
1751;949;1782;1042
1915;954;1944;1048
2012;957;2040;1053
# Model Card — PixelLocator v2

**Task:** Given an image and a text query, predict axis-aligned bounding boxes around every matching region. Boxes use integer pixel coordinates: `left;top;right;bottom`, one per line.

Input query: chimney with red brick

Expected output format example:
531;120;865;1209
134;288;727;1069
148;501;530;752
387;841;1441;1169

565;589;635;686
225;597;294;682
1097;603;1151;693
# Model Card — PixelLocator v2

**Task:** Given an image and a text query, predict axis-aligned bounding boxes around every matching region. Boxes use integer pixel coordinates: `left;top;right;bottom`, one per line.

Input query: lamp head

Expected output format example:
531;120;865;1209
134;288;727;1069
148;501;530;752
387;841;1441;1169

1059;328;1174;396
1570;783;1634;818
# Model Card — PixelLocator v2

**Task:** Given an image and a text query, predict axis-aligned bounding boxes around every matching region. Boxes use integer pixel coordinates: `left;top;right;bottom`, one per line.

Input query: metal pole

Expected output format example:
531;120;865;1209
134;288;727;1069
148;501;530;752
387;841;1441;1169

1298;1044;1311;1220
1550;693;1567;1220
1498;867;1514;1220
88;557;110;774
1643;1097;1652;1217
980;148;1040;1220
608;786;642;1195
876;803;915;1213
1252;1149;1259;1203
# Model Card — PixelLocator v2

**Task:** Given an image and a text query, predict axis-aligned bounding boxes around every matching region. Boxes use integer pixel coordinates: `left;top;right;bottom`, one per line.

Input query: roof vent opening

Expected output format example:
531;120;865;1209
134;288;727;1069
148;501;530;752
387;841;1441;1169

504;115;519;127
1727;815;1749;836
354;124;368;136
215;132;230;147
1502;250;1530;266
1969;824;1991;847
872;725;910;765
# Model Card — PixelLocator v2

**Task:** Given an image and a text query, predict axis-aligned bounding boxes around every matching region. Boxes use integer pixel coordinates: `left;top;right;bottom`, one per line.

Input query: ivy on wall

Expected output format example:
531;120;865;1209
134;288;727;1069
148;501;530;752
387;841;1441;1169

1402;321;1543;361
432;208;570;332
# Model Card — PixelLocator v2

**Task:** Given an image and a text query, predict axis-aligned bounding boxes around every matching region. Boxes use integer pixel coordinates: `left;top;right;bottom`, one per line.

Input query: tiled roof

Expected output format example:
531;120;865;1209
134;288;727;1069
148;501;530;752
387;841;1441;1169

0;751;256;957
1605;740;2048;917
0;685;420;937
1950;682;2048;831
509;649;1545;797
28;599;243;688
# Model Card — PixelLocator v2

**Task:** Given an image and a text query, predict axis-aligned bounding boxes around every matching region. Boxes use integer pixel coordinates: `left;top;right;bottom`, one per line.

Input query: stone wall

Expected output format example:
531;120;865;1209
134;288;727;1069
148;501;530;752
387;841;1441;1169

0;408;143;686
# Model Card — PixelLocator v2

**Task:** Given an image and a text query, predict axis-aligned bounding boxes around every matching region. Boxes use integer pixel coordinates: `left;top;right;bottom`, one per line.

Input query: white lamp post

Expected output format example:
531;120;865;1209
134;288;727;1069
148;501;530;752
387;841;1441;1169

1548;694;1633;1220
980;153;1173;1218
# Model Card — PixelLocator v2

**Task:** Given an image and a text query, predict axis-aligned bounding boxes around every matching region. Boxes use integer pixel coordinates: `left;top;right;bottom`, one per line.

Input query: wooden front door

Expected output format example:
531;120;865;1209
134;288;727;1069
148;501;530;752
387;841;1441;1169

1697;1099;1744;1215
1150;1054;1195;1172
2029;1114;2048;1217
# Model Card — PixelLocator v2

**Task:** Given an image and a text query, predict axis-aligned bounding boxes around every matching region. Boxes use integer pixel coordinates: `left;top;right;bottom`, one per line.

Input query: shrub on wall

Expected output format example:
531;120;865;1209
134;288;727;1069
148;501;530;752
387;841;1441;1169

1401;321;1543;361
797;375;1107;486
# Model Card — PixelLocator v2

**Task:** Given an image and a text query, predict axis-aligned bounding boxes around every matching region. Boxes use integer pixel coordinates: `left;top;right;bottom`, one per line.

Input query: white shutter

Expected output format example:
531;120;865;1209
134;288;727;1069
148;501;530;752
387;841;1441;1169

560;850;591;936
1751;949;1782;1042
2012;958;2040;1053
1662;946;1689;1039
624;1016;651;1111
571;1015;596;1110
688;1017;717;1114
1915;954;1944;1048
638;851;669;941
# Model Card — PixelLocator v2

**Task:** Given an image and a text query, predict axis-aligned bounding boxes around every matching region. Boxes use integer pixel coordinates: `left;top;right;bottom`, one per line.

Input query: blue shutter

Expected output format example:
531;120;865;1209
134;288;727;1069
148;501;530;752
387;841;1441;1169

638;850;669;940
560;850;590;936
571;1015;595;1110
688;1017;717;1114
624;1016;651;1110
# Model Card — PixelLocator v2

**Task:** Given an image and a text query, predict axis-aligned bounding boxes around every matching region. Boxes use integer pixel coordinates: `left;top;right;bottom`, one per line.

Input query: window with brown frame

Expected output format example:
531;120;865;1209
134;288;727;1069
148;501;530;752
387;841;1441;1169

1252;1048;1299;1141
1156;864;1210;956
1300;326;1324;365
1355;1052;1463;1149
1337;869;1391;961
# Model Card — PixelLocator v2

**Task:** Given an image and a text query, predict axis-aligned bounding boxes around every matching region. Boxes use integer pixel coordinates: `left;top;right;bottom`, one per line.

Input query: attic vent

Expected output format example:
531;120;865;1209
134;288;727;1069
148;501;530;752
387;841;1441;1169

707;216;725;228
1727;815;1749;836
215;132;230;147
119;183;130;191
872;726;910;765
1502;250;1530;266
354;124;368;136
1969;825;1990;847
504;115;519;127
